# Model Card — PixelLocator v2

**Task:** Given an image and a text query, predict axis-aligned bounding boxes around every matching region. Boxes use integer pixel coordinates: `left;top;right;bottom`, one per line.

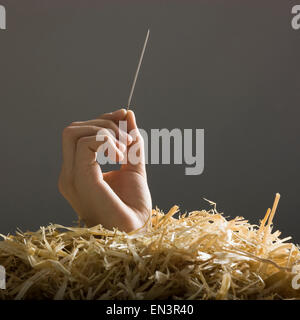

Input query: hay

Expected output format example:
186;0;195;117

1;193;300;300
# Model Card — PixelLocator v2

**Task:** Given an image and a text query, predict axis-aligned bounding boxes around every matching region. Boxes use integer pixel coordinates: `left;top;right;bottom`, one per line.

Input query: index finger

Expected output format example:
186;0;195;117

98;108;128;123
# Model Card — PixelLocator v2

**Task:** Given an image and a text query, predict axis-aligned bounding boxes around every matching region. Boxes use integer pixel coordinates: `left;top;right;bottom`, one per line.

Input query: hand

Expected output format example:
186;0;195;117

58;109;152;232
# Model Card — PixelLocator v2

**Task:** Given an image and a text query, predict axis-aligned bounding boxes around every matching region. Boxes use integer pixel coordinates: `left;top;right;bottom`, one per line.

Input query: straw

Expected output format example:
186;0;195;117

1;194;300;300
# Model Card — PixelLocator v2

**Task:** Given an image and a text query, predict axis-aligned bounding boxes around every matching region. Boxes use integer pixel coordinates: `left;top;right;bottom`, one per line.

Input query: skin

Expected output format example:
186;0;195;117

58;109;152;232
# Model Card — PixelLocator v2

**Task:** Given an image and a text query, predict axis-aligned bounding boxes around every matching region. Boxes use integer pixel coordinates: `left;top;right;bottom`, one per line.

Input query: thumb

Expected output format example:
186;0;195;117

122;110;146;176
126;110;138;132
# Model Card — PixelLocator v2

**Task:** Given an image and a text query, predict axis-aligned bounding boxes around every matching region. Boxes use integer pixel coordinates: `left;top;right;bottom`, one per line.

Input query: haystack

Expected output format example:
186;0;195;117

1;193;300;300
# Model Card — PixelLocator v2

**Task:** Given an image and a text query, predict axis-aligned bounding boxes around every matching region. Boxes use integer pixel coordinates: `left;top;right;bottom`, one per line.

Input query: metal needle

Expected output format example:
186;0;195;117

127;29;150;109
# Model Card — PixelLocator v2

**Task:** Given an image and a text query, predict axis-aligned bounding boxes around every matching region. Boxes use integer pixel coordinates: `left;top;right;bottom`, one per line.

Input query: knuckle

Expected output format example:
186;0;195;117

106;119;117;129
98;119;118;132
97;128;110;137
108;128;117;138
77;136;89;145
108;135;116;144
62;126;74;139
58;173;74;198
100;119;111;126
97;127;105;135
104;135;113;144
90;125;102;135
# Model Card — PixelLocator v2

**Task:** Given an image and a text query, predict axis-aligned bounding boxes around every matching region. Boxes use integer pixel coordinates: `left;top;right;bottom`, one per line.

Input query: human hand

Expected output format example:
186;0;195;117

58;109;152;232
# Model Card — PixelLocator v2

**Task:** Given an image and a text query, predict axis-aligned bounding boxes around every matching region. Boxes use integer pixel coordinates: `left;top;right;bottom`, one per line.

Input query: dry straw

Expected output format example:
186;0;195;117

1;193;300;300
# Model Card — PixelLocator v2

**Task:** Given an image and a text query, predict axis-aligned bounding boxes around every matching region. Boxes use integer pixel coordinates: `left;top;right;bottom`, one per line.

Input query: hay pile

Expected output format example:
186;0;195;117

0;193;300;300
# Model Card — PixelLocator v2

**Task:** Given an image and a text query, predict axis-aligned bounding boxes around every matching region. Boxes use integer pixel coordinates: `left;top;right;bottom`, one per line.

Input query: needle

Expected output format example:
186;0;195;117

127;29;150;110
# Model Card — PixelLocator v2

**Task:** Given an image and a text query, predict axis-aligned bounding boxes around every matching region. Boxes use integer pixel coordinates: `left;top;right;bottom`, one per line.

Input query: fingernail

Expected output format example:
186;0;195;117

113;108;127;114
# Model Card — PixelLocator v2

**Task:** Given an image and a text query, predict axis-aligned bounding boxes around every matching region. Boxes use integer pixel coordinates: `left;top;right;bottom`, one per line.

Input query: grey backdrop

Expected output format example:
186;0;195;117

1;1;300;242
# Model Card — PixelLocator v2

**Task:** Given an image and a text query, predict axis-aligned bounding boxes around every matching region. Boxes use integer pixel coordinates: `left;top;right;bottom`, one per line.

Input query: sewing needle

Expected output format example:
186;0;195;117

127;29;150;109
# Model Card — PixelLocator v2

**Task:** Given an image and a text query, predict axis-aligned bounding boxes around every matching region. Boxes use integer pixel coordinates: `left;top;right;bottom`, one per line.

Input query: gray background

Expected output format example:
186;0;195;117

0;1;299;242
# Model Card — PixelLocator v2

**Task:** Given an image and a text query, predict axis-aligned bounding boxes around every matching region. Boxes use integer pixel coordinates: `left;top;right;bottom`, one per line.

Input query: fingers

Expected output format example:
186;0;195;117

75;134;124;166
70;119;132;144
62;125;101;171
126;110;138;132
121;110;147;177
61;110;132;171
98;108;128;123
97;128;127;154
61;108;146;176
